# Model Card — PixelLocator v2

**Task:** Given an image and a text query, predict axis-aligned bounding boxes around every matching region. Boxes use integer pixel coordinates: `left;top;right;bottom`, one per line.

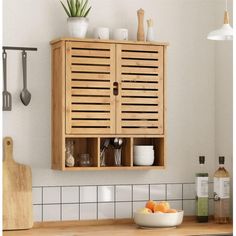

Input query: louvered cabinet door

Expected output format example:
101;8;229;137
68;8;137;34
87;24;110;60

65;42;116;134
116;44;164;134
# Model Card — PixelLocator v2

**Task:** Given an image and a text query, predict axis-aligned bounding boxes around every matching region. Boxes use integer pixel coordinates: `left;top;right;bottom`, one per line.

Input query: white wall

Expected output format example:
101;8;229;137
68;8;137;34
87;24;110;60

214;0;233;176
2;0;232;186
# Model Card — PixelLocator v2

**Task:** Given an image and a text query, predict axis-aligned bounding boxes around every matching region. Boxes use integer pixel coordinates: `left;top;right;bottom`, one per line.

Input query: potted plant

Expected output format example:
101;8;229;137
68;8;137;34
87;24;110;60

60;0;91;38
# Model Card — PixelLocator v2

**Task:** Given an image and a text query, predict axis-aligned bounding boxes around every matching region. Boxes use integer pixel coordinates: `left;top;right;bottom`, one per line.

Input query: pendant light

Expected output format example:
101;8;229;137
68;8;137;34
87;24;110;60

207;0;233;40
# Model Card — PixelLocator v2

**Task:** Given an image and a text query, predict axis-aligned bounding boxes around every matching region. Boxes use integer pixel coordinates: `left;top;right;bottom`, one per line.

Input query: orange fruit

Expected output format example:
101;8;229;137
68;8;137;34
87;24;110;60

145;200;157;212
153;201;170;213
166;208;177;213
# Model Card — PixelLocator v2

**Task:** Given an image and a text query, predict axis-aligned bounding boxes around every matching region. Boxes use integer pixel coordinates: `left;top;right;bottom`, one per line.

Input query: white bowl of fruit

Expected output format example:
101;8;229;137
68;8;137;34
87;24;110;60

134;200;184;228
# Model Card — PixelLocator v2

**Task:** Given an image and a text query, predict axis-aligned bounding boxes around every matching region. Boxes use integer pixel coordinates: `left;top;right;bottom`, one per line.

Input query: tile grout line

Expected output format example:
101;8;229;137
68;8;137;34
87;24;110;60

131;184;134;218
114;185;116;220
41;187;44;222
60;186;62;221
96;186;99;220
78;186;80;220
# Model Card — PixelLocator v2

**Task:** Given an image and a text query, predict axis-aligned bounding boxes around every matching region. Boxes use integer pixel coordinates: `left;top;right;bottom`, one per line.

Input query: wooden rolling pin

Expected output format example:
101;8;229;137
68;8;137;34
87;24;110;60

137;8;145;41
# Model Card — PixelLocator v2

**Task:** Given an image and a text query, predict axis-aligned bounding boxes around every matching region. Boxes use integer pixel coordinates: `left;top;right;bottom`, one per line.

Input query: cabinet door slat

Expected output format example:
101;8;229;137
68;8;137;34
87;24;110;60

121;97;159;104
71;89;110;96
121;112;159;119
71;104;110;111
121;66;160;74
122;82;159;90
71;65;110;73
121;59;161;67
121;90;158;97
71;97;111;104
121;74;160;82
71;81;111;88
71;73;111;80
71;112;110;119
71;57;111;65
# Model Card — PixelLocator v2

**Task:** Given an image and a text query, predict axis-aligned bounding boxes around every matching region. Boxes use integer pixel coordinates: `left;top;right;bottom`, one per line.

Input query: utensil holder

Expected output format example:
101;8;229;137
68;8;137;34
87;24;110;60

114;148;122;166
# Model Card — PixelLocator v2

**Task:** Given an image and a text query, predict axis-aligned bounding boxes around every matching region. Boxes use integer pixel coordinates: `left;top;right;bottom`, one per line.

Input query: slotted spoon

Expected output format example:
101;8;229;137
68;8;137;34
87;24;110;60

2;51;12;111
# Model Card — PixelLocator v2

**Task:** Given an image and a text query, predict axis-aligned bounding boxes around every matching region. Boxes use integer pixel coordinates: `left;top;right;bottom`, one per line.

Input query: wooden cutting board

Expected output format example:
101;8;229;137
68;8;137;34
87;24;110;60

3;137;33;230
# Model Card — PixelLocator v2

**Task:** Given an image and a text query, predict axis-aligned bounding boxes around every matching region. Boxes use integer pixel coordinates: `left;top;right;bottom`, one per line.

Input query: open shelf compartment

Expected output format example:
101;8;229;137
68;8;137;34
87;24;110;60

65;138;99;169
133;137;165;167
100;137;131;167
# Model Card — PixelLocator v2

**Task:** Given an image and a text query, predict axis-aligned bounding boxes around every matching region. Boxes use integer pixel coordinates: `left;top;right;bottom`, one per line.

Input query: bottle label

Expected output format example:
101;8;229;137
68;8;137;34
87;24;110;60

196;177;208;197
214;177;230;199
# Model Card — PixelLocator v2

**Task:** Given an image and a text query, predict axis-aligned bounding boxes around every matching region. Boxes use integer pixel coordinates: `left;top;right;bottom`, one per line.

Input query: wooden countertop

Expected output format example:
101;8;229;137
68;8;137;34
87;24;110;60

3;219;233;236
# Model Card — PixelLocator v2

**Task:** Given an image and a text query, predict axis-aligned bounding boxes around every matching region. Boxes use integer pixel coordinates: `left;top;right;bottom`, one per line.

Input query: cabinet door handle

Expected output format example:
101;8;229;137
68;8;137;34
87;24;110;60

113;82;119;96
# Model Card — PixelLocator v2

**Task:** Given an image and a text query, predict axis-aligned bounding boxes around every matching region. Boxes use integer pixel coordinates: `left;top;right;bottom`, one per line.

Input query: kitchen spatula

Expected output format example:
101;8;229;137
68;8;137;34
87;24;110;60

2;51;12;111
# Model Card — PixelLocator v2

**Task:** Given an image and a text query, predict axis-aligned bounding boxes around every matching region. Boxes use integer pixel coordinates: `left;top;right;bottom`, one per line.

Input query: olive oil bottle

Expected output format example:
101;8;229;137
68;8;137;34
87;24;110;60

195;156;208;222
214;156;230;224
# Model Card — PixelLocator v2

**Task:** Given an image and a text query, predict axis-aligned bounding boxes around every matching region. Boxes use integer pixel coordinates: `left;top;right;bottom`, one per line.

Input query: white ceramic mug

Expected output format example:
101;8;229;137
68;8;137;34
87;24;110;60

113;28;128;40
94;27;109;40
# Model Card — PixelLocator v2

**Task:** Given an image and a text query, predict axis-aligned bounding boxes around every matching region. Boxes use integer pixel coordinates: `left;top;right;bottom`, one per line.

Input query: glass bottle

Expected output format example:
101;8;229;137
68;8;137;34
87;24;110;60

146;19;154;42
65;140;75;167
195;156;208;222
214;156;230;224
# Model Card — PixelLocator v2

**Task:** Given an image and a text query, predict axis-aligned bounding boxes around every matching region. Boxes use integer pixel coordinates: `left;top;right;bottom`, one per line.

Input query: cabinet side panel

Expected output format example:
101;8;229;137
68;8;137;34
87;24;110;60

51;42;65;170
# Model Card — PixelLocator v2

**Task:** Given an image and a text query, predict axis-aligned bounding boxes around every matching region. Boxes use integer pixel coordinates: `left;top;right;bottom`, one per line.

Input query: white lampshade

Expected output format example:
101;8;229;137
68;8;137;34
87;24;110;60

207;6;233;41
207;23;233;40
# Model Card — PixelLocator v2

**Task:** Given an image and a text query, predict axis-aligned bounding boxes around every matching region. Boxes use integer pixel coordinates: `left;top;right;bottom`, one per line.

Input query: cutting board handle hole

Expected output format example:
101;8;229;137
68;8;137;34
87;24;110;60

7;141;11;145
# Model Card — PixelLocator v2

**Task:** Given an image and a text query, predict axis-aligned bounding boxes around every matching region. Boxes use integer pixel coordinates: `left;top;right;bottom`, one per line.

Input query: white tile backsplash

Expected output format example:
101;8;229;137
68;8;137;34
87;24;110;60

43;205;60;221
133;185;149;201
33;205;42;222
98;203;114;219
62;204;79;220
183;184;195;200
33;182;213;221
133;201;146;214
62;187;79;203
168;200;182;210
116;185;132;202
32;187;42;204
150;184;166;201
115;202;132;219
80;203;97;220
80;186;97;203
98;186;114;202
167;184;182;200
183;200;195;215
43;187;60;204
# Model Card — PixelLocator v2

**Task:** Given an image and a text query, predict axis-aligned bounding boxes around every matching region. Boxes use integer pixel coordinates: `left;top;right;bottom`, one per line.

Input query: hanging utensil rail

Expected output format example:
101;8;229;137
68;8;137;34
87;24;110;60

2;46;37;51
2;46;37;110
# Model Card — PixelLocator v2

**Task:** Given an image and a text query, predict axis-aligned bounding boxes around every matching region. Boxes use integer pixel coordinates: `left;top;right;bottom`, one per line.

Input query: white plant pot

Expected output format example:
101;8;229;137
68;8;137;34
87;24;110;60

67;17;88;38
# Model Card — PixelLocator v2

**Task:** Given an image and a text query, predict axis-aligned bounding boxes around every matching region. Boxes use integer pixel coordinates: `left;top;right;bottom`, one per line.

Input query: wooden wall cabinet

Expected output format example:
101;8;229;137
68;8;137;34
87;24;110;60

51;38;168;171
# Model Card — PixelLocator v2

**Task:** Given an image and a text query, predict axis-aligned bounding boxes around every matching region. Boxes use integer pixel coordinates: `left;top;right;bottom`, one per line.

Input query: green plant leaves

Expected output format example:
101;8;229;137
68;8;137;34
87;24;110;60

60;0;91;17
84;6;91;17
60;1;71;17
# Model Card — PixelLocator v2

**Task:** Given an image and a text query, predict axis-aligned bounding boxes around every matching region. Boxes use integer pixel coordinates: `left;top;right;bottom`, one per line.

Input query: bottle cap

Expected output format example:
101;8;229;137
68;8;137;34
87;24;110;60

199;156;205;164
219;156;225;164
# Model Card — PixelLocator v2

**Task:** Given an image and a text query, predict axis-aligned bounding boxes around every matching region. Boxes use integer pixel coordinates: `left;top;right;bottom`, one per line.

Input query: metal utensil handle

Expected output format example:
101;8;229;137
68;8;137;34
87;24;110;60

3;51;7;91
22;51;27;89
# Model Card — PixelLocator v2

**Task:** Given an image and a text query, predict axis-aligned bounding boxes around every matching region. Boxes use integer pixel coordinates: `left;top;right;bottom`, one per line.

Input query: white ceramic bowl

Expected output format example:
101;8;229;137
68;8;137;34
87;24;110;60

133;152;154;166
134;210;184;228
134;150;154;155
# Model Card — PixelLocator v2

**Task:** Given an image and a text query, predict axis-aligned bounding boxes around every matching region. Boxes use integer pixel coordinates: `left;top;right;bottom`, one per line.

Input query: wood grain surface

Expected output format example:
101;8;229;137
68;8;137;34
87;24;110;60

3;137;33;230
2;219;233;236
